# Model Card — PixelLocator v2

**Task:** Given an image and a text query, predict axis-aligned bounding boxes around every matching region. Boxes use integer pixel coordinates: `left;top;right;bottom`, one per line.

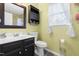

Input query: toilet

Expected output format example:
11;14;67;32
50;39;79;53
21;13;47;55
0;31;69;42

28;32;47;56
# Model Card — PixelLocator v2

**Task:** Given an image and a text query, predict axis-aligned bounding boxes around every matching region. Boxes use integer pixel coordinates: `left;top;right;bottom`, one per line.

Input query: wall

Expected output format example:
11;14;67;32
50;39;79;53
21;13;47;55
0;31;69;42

0;3;39;33
38;3;79;56
38;3;61;54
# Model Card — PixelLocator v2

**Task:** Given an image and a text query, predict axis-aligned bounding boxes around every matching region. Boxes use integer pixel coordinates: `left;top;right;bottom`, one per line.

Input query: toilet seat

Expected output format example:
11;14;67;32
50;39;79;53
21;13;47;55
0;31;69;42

35;41;47;48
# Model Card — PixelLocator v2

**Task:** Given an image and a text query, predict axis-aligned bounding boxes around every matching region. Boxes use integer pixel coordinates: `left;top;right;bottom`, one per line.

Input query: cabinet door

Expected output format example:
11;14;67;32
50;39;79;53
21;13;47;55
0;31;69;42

3;48;24;56
1;41;22;53
24;45;34;56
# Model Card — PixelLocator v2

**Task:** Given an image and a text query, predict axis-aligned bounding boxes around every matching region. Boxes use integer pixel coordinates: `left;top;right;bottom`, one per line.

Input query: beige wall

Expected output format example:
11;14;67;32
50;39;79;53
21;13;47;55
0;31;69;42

38;3;79;55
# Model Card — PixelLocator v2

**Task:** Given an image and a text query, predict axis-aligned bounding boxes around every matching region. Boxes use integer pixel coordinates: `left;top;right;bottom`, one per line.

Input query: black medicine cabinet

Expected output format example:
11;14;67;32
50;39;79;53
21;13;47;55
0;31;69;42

28;5;40;24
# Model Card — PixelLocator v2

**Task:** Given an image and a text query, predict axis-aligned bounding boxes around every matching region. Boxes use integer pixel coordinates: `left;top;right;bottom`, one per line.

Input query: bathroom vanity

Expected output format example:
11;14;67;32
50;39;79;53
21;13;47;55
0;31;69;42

0;36;35;56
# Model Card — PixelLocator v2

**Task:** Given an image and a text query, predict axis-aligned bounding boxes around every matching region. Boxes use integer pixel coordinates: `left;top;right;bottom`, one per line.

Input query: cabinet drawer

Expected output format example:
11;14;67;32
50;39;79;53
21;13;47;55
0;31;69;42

24;38;34;46
1;41;22;53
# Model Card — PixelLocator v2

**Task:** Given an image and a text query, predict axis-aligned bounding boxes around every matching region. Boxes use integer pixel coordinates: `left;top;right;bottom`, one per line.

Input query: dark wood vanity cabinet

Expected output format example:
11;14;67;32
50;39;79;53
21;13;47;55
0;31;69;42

0;37;35;56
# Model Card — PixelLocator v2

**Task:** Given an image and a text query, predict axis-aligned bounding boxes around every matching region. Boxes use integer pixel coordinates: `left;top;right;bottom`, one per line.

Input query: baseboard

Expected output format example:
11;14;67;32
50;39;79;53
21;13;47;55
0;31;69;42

44;48;60;56
35;47;60;56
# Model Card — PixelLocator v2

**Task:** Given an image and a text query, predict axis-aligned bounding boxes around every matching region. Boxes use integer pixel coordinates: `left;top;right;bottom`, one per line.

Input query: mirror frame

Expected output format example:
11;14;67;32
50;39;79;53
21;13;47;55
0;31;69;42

1;3;26;28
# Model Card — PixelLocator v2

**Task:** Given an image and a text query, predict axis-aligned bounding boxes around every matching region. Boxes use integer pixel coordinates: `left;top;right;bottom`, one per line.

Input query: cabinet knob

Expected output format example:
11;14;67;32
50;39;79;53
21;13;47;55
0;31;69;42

25;49;27;51
19;51;21;54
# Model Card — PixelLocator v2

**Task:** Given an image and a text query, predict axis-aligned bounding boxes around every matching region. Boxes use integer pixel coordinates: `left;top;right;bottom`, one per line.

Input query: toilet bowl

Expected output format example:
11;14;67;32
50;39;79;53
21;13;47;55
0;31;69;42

28;32;47;56
35;41;47;56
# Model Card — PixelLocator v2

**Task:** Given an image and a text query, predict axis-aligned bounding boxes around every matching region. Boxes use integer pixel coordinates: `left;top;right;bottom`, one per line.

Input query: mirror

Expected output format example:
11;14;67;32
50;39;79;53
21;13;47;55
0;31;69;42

0;3;26;28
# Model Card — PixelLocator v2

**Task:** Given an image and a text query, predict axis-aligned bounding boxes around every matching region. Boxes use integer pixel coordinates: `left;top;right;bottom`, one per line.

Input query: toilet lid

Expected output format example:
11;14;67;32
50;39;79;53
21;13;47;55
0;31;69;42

35;41;47;48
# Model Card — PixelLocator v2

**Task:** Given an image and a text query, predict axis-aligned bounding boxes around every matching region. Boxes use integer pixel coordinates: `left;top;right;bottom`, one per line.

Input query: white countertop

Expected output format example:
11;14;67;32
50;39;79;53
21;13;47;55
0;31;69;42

0;35;34;44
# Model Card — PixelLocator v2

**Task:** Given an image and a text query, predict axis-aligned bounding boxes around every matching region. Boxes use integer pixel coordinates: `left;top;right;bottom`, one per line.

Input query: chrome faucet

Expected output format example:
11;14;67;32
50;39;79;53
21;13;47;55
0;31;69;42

0;32;6;38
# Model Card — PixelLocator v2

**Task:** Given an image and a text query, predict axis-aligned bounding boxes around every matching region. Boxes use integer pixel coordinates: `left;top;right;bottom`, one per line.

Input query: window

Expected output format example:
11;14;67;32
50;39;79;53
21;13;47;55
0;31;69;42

48;3;71;26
